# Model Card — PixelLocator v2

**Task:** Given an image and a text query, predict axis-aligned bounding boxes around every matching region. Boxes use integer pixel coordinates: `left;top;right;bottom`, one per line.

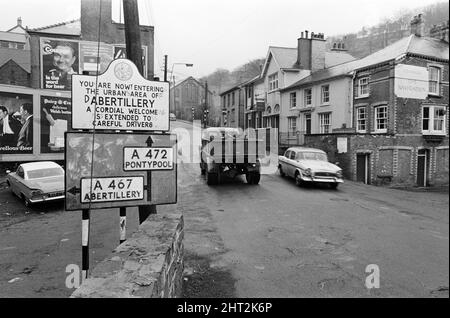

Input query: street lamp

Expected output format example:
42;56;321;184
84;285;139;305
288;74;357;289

170;63;193;117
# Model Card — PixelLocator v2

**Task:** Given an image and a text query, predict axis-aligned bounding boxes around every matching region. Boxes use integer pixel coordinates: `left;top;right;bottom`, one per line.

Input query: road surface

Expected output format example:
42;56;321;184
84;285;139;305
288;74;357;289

0;120;448;297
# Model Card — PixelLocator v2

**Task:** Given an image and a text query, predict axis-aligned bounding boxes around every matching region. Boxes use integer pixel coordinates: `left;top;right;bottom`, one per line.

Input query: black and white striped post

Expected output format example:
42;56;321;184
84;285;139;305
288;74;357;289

119;207;127;244
81;209;90;281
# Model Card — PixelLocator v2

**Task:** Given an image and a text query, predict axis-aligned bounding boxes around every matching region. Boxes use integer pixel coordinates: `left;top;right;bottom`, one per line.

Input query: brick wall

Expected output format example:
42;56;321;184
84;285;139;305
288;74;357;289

71;213;184;298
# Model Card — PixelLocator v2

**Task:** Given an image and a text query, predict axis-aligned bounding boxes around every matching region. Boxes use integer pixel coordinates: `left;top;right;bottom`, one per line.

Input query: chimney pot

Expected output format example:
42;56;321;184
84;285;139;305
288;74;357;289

305;30;309;38
17;17;22;26
301;31;304;38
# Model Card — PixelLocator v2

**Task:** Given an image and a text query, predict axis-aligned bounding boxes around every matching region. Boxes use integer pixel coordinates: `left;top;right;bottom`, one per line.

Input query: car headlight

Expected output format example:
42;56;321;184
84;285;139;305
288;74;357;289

303;168;312;177
336;170;343;178
31;189;43;197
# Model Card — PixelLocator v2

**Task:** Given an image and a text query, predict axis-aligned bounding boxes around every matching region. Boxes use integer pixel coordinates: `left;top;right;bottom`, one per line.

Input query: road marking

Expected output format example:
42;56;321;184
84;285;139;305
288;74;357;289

0;246;17;251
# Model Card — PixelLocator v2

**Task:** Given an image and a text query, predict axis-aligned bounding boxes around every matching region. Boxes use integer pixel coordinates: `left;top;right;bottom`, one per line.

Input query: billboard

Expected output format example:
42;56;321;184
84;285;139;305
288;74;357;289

41;39;80;91
40;96;71;153
40;37;149;91
0;92;33;154
395;64;429;99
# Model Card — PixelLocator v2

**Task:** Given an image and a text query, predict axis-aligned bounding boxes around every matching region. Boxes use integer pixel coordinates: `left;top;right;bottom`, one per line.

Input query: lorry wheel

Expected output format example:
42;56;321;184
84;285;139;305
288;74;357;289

246;173;260;185
207;172;218;185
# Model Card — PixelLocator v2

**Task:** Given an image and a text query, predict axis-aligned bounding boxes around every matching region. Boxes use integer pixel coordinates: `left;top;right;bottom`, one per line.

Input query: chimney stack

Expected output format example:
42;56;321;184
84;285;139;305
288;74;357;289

430;20;449;42
297;30;326;71
17;17;22;27
410;13;425;37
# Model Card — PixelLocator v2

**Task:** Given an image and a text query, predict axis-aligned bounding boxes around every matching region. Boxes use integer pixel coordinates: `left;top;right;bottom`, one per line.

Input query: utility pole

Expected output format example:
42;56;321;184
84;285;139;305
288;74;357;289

123;0;156;223
204;81;208;128
164;55;168;82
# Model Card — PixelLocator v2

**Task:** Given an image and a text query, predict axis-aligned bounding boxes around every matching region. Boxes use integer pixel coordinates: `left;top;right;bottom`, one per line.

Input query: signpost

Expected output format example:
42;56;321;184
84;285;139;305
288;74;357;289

65;132;177;211
71;58;170;132
67;57;175;280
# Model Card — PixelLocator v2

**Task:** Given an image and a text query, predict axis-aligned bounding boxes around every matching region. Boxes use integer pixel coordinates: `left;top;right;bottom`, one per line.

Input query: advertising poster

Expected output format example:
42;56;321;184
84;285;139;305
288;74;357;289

0;92;33;154
41;39;80;91
40;96;71;153
80;42;114;75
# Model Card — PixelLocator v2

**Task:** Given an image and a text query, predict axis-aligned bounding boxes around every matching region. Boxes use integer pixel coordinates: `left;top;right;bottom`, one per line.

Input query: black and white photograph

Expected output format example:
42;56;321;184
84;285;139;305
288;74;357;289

0;0;448;306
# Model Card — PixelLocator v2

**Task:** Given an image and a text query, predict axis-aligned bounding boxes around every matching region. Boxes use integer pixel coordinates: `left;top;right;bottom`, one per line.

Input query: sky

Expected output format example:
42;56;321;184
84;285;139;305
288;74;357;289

0;0;447;80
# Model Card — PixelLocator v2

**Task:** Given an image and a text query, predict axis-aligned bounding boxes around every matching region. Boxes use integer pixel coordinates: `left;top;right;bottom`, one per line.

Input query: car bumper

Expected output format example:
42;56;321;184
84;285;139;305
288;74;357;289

29;194;65;203
300;176;344;183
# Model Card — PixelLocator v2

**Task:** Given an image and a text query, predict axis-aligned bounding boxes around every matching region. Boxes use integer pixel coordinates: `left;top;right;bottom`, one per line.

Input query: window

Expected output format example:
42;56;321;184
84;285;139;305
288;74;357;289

374;106;388;132
290;92;297;108
422;105;446;135
357;77;369;97
268;73;278;91
319;113;331;134
321;85;330;104
232;92;235;105
305;113;311;134
429;66;441;95
288;117;297;132
357;107;367;132
304;88;312;106
284;150;291;158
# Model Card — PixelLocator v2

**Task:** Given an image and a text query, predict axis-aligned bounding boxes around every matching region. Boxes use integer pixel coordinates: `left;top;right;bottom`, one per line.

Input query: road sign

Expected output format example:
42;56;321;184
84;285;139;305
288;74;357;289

71;58;170;131
80;176;144;203
123;147;174;171
65;131;177;211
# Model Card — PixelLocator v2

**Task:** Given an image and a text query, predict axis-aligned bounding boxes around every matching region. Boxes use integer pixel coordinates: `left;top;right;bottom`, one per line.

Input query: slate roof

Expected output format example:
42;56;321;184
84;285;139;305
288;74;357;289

0;48;30;73
283;35;449;91
30;19;81;36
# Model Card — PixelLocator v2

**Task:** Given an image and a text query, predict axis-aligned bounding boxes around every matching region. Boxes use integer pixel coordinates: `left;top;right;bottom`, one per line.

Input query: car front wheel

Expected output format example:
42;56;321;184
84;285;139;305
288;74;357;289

295;172;304;187
21;194;31;207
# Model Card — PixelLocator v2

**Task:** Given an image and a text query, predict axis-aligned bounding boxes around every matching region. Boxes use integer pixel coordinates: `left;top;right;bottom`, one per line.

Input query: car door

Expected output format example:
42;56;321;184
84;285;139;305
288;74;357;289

288;150;297;177
281;150;291;175
10;166;24;196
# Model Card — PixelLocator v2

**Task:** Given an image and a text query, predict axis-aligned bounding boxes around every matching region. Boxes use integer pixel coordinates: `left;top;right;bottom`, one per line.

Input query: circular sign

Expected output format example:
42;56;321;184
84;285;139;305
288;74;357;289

114;62;133;81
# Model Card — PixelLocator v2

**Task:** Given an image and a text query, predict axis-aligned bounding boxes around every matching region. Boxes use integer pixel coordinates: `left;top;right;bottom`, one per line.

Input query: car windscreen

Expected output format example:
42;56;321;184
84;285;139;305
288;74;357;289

296;152;328;161
27;167;64;179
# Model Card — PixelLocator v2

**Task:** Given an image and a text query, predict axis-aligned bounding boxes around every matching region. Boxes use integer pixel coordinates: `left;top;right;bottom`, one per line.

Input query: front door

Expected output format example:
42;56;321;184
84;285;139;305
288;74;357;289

417;149;429;187
305;114;311;134
356;154;370;184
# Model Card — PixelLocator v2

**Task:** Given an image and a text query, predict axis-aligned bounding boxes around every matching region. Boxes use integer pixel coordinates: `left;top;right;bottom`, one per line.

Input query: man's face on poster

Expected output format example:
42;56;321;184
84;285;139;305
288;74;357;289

20;106;28;121
53;45;76;73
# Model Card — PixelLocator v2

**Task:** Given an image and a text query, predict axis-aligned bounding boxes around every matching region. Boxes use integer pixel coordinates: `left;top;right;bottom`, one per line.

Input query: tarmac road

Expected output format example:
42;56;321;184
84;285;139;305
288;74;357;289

0;120;448;297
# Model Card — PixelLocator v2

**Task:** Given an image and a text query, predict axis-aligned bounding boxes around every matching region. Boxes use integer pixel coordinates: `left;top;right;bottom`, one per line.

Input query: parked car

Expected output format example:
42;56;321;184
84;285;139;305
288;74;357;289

169;113;177;121
6;161;65;207
278;147;343;188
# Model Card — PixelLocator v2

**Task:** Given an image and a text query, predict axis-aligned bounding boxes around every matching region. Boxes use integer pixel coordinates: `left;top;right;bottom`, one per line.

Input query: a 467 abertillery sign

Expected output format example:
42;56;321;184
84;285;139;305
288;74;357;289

65;131;177;211
71;59;169;131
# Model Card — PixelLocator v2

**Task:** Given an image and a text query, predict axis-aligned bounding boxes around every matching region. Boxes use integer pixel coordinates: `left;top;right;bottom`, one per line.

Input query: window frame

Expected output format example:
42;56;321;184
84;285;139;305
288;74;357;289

356;107;367;133
268;73;279;92
321;85;330;105
357;77;370;98
319;112;331;134
428;66;441;96
422;105;447;135
289;92;297;108
288;117;297;132
374;105;388;133
304;88;312;107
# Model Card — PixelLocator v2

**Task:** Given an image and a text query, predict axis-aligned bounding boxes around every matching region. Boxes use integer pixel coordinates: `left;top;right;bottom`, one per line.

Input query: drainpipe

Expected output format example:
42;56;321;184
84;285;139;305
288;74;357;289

350;71;356;129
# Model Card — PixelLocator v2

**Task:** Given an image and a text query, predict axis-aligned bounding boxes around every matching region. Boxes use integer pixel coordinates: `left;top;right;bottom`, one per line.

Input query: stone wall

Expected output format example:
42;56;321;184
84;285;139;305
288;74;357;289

71;212;184;298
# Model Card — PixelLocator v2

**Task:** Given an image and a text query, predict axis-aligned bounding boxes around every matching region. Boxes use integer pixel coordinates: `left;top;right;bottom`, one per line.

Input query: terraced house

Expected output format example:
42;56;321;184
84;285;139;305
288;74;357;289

291;15;449;188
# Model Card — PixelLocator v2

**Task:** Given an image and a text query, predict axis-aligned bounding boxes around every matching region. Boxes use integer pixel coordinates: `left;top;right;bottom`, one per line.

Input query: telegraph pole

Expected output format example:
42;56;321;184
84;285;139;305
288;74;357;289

164;55;168;82
204;81;208;128
123;0;156;223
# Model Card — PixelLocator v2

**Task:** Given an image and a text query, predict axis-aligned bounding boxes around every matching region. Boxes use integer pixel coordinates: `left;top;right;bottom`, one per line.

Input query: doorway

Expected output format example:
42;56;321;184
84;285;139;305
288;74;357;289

417;149;430;187
356;153;370;184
